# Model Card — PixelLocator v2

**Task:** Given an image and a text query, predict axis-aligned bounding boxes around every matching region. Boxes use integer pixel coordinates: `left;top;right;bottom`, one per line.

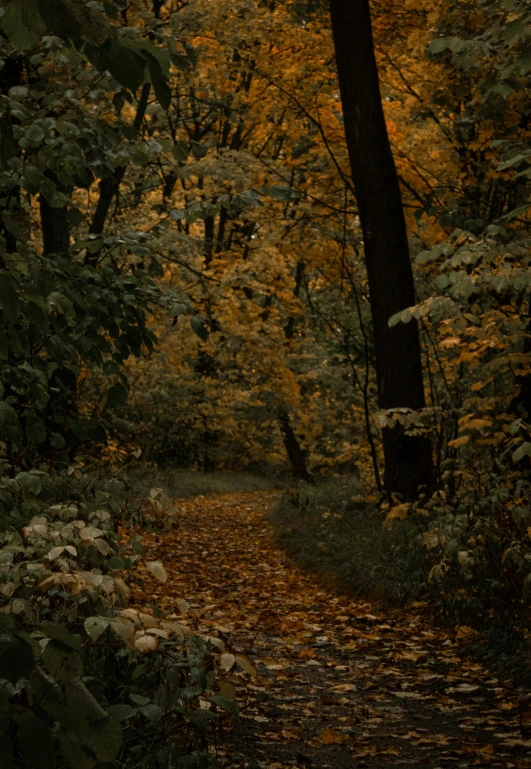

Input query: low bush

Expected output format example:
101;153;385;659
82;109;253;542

0;464;239;769
271;474;531;684
120;467;286;502
270;477;434;605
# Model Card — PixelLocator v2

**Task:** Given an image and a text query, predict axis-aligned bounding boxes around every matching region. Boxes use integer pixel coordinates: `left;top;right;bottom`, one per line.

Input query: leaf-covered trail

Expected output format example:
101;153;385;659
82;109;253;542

131;491;531;768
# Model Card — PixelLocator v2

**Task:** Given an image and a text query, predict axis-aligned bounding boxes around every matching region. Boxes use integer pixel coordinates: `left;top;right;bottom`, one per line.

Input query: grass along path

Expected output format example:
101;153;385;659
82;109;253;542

129;490;531;768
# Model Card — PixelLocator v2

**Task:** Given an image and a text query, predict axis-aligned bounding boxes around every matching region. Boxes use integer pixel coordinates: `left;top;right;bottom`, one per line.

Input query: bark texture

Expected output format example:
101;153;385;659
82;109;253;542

329;0;432;498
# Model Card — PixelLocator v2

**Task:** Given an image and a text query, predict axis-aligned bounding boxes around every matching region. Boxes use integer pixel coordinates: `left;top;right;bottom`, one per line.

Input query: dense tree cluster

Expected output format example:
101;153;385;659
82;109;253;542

2;0;531;763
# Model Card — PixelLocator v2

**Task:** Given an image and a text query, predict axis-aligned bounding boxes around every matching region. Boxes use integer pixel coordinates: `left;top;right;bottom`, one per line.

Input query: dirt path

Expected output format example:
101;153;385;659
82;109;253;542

131;491;531;768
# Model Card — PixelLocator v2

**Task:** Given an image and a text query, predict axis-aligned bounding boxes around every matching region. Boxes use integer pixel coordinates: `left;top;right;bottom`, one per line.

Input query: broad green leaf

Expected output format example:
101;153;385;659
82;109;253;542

429;38;451;55
512;441;531;463
111;417;133;434
0;402;17;426
41;623;81;651
107;383;129;410
64;678;107;722
18;716;55;769
172;141;189;162
139;703;162;722
42;639;83;681
190;316;209;341
261;185;300;202
60;732;95;769
190;140;207;159
107;704;138;722
209;694;239;718
2;0;46;50
219;653;235;673
0;118;19;170
512;506;531;529
129;693;151;705
0;272;19;322
30;666;62;707
84;616;109;643
50;432;66;448
23;124;46;146
144;51;172;110
84;716;123;762
0;632;36;683
16;471;42;495
47;546;65;561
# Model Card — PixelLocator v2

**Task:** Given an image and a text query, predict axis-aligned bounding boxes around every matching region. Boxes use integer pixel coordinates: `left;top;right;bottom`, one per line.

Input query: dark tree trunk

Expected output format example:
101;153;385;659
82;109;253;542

87;0;164;257
279;408;312;483
39;175;70;256
329;0;432;499
87;82;151;264
280;260;313;482
510;296;531;418
39;171;79;463
39;174;78;462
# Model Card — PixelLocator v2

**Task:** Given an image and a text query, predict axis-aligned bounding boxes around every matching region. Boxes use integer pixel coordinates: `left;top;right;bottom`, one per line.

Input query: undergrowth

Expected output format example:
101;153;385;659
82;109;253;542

271;477;531;687
270;477;433;605
0;463;241;769
120;467;287;501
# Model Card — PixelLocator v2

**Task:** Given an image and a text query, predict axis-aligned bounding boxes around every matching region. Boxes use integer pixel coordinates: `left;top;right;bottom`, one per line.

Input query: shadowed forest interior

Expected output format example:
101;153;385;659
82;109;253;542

2;0;531;767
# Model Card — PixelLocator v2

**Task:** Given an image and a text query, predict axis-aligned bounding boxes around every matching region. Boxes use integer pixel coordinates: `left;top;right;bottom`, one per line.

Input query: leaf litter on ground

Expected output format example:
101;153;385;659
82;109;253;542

122;490;531;768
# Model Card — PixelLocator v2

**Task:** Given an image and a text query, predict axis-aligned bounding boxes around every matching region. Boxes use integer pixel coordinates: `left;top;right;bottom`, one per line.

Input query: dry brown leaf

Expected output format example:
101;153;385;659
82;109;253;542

146;560;168;583
317;728;350;745
135;634;158;654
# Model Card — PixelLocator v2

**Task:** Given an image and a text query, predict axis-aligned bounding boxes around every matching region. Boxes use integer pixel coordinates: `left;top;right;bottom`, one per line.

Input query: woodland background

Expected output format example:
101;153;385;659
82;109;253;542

1;0;531;767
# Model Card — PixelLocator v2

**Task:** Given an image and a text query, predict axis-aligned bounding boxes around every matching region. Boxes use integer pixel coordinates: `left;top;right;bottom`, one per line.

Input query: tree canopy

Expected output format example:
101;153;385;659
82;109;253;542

2;0;531;765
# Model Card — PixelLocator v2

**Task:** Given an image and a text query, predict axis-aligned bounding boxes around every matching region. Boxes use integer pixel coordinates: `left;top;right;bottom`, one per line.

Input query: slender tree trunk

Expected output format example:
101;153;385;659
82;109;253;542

86;81;151;265
39;174;78;461
280;259;313;482
279;408;312;483
39;175;70;255
329;0;432;498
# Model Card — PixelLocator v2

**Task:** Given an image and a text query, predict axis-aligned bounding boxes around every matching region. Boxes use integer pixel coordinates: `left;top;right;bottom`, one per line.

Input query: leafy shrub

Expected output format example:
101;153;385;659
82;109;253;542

0;466;238;769
270;478;433;605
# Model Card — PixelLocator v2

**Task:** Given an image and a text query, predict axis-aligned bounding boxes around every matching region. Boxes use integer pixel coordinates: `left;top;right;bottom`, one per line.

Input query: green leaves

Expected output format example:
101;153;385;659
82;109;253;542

512;441;531;464
60;733;95;769
18;716;56;769
2;0;46;51
144;48;172;110
107;383;129;410
43;639;83;681
261;185;301;202
190;316;209;342
85;716;123;762
23;124;46;147
210;694;239;718
0;631;36;683
0;271;19;322
0;402;17;426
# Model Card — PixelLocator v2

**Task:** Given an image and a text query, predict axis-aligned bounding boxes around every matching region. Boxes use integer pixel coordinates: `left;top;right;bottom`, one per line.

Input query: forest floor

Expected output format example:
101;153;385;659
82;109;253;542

129;490;531;769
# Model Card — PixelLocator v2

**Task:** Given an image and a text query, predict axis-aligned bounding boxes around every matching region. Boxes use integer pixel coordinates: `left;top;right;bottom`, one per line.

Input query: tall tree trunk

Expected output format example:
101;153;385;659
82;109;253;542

279;408;312;483
39;175;70;256
39;174;78;461
329;0;432;499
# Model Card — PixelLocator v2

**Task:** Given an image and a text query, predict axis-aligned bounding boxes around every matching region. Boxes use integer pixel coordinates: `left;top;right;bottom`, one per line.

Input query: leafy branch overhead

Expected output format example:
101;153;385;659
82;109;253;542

2;0;178;108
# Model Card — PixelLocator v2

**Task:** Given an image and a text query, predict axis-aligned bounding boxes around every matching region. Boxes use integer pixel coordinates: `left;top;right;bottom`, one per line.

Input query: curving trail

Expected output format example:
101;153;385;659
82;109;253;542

131;491;531;768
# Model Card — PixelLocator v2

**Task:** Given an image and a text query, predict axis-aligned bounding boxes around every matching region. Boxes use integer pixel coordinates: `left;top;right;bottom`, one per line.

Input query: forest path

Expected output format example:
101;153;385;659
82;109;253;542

131;490;531;768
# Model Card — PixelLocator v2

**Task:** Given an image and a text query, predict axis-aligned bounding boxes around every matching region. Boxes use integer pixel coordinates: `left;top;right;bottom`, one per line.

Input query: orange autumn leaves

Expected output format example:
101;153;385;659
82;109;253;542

121;490;531;768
